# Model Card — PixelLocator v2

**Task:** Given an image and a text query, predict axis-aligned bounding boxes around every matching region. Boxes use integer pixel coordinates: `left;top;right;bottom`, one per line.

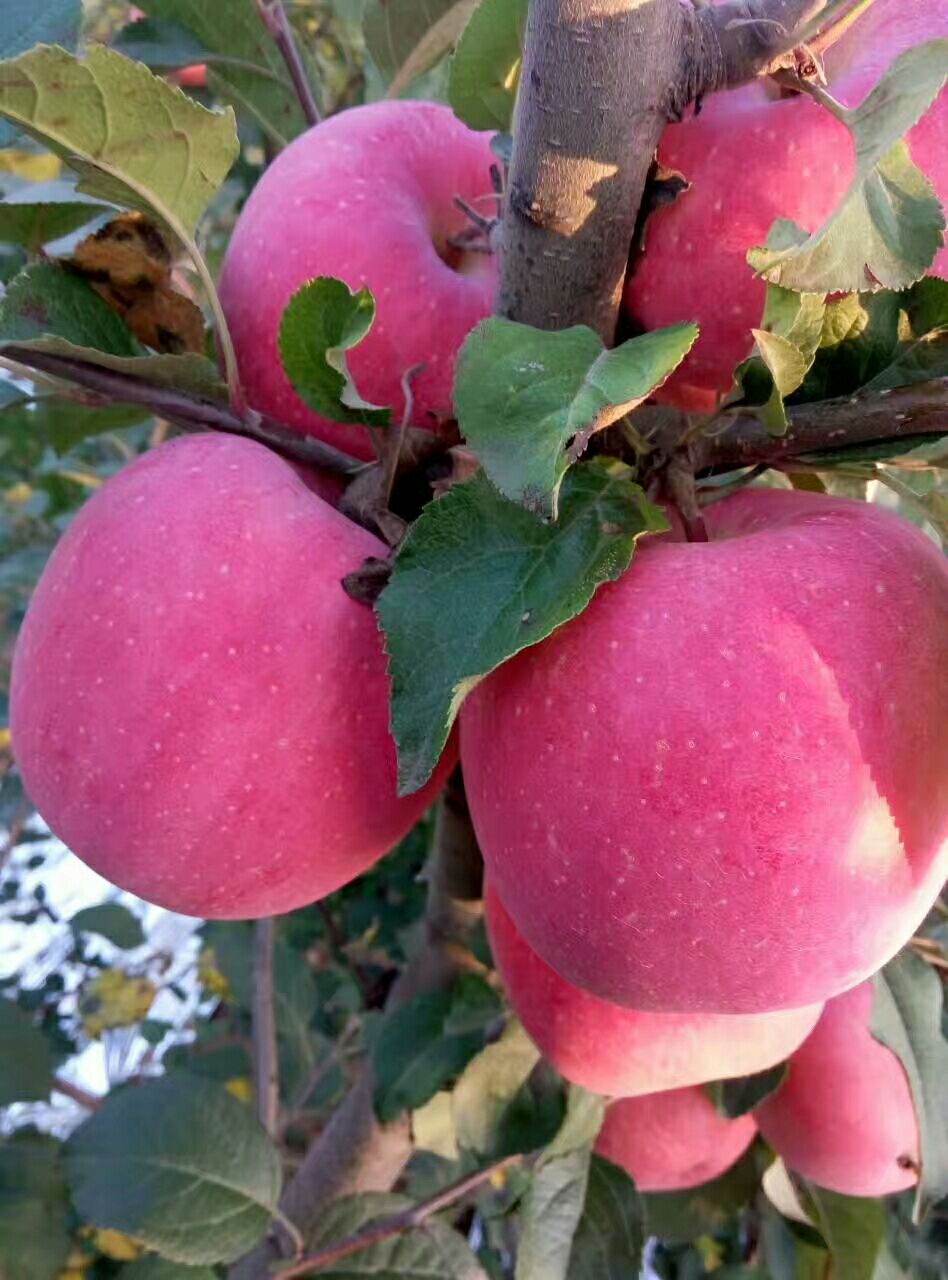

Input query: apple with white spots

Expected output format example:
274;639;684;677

218;99;499;460
625;0;948;411
596;1086;758;1192
486;884;822;1096
10;434;453;918
461;488;948;1013
754;981;920;1196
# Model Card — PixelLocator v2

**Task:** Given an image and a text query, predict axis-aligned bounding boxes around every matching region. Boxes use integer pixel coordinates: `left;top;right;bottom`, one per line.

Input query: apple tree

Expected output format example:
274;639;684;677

0;1;947;1278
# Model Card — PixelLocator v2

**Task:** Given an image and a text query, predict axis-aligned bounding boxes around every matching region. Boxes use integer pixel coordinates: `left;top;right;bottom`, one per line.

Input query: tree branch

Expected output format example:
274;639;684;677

256;0;322;127
691;378;948;472
500;0;692;341
229;770;486;1279
252;918;280;1138
2;346;364;478
272;1153;522;1278
688;0;830;98
52;1076;102;1110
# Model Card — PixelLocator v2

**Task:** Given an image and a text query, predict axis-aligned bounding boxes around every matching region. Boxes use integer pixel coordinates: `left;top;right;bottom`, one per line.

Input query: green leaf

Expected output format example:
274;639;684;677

124;1261;217;1280
453;1020;564;1160
0;263;225;398
449;0;530;132
762;1208;831;1280
804;1183;886;1280
444;973;503;1035
70;903;145;950
642;1145;766;1243
871;950;948;1220
863;277;948;392
130;1;313;148
0;394;148;457
706;1063;788;1119
456;317;698;515
372;981;489;1123
0;262;139;355
377;459;667;793
516;1088;606;1280
305;1192;488;1278
0;0;82;147
0;996;54;1105
0;1134;72;1280
279;277;390;428
748;41;948;293
0;186;111;252
64;1075;282;1265
798;291;903;402
364;0;478;97
567;1154;643;1280
0;43;238;243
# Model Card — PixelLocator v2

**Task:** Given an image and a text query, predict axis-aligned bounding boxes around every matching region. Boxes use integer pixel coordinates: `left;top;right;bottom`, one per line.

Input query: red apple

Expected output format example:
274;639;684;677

487;884;822;1096
625;0;948;412
754;981;919;1195
461;489;948;1013
595;1087;758;1192
218;100;499;461
10;435;453;918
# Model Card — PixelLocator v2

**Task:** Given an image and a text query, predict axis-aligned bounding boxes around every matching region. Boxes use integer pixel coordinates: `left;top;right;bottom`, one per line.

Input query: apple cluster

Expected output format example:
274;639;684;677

9;0;948;1200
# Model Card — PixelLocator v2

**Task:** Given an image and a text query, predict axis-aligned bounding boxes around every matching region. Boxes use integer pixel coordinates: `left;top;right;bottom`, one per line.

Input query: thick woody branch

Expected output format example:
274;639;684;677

229;772;485;1279
688;0;830;97
498;0;832;345
500;0;691;341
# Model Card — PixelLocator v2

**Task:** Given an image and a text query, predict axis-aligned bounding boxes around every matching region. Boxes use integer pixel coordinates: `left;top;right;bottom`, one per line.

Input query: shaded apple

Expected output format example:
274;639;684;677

461;489;948;1012
11;434;453;918
218;100;499;460
596;1086;758;1192
625;0;948;411
754;981;919;1195
487;884;821;1096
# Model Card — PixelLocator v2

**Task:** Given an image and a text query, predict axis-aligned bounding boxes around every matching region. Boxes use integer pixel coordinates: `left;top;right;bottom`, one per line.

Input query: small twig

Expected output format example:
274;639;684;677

665;449;709;542
280;1020;361;1137
273;1153;523;1278
53;1076;102;1110
3;345;364;478
252;919;280;1138
256;0;322;127
316;902;373;1005
383;364;424;508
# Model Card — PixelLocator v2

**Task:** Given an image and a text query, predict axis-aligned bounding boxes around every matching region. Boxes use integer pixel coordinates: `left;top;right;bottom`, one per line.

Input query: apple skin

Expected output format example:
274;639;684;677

461;489;948;1013
218;100;499;461
10;434;454;918
595;1087;758;1192
754;981;919;1195
486;884;822;1096
625;0;948;412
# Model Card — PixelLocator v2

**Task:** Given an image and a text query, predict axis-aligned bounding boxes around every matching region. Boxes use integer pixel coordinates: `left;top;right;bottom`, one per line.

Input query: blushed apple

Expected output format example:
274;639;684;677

596;1086;758;1192
461;489;948;1013
11;434;453;918
218;100;499;460
754;981;919;1196
487;884;822;1096
625;0;948;411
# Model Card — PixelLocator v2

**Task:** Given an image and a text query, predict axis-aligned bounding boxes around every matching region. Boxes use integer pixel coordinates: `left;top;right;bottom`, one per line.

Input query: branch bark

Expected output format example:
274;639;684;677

252;918;280;1138
229;771;485;1279
498;0;833;343
272;1153;522;1278
692;378;948;472
2;346;363;478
